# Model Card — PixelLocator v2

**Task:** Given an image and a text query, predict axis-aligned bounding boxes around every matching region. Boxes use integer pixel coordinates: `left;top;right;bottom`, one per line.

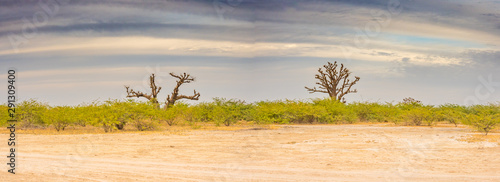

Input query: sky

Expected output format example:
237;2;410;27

0;0;499;106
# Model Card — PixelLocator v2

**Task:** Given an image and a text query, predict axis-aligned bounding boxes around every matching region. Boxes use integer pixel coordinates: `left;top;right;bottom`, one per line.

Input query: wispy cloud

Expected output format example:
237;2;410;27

0;0;499;105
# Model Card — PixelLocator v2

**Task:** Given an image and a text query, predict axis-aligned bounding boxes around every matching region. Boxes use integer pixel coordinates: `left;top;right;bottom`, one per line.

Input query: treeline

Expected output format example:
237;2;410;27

1;98;499;135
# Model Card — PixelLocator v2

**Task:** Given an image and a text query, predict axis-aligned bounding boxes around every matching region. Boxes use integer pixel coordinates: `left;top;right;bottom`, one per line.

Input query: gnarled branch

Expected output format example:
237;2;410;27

124;73;162;104
165;72;200;108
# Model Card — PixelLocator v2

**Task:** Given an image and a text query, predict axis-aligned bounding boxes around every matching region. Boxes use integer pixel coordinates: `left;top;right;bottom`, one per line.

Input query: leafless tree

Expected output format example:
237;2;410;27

165;72;200;108
124;72;200;108
305;61;360;103
125;73;162;105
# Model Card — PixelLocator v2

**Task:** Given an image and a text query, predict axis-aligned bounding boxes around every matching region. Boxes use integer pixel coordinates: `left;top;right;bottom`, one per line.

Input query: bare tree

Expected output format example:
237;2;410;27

124;72;200;108
165;72;200;108
305;61;360;103
125;73;162;105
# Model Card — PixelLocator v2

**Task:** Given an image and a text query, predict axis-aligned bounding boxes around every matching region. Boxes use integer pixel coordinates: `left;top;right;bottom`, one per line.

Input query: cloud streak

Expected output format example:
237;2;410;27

0;0;499;105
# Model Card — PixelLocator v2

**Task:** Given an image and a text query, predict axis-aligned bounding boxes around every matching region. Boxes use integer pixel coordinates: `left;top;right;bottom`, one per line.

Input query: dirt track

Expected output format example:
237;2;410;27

1;125;499;181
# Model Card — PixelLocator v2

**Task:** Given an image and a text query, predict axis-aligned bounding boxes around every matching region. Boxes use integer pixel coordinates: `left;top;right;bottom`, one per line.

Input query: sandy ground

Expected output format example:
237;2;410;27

1;124;499;182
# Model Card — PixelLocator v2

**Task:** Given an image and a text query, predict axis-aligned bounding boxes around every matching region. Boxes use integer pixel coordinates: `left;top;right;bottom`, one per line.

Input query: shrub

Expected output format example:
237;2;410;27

73;105;89;127
7;97;500;133
17;99;49;129
282;100;316;124
463;104;500;135
351;102;395;123
252;100;288;124
100;100;159;131
212;106;236;126
111;100;133;130
465;113;499;135
252;99;324;124
313;98;356;124
352;102;374;122
397;98;433;126
157;103;187;126
42;106;73;132
369;103;403;125
0;104;9;127
423;108;438;126
435;104;466;127
211;98;245;126
128;102;157;131
404;107;432;126
86;101;120;132
189;102;214;123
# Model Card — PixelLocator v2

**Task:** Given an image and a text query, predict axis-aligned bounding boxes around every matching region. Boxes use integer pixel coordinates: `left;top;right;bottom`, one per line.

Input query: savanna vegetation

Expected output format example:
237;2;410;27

1;97;499;135
1;62;498;135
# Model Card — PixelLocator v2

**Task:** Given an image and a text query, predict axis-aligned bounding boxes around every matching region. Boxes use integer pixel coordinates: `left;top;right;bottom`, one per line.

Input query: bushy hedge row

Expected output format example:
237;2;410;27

1;98;499;134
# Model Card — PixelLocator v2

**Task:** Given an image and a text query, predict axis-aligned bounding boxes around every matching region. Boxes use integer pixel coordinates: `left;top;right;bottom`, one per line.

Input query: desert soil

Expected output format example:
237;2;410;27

1;124;499;181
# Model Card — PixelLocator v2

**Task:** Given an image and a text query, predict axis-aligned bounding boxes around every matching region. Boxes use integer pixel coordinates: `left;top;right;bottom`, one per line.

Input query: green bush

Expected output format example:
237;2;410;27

282;100;316;124
403;106;433;126
119;100;157;131
42;106;73;131
157;102;187;126
313;98;356;124
251;99;321;124
363;102;402;125
131;103;157;131
72;105;89;127
17;99;49;129
111;100;133;130
352;102;375;122
3;97;499;133
211;98;246;126
252;100;289;124
351;102;397;123
463;104;500;135
0;104;9;127
396;99;434;126
188;102;214;123
434;104;466;126
96;100;159;131
86;101;119;132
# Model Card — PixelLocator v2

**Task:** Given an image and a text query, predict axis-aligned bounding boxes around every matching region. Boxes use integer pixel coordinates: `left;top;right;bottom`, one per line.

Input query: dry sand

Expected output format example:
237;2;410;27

1;124;499;181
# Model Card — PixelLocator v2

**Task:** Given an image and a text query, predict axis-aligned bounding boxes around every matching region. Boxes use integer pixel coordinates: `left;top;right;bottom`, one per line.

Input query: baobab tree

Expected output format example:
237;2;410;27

125;72;200;109
165;72;200;108
305;61;360;103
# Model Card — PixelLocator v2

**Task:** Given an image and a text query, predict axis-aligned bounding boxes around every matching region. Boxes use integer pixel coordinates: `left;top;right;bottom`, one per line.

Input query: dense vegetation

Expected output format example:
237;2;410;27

1;98;499;135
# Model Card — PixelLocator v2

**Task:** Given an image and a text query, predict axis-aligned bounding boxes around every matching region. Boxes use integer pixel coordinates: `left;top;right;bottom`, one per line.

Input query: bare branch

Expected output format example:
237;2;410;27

166;72;200;108
124;74;161;105
125;72;200;109
304;86;328;94
177;90;200;100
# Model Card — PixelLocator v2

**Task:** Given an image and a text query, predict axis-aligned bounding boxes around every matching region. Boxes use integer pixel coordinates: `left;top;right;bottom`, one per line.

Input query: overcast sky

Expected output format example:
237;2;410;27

0;0;499;106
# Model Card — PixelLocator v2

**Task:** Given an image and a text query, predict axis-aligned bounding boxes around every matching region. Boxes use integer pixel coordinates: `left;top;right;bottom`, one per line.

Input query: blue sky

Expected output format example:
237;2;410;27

0;0;499;106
